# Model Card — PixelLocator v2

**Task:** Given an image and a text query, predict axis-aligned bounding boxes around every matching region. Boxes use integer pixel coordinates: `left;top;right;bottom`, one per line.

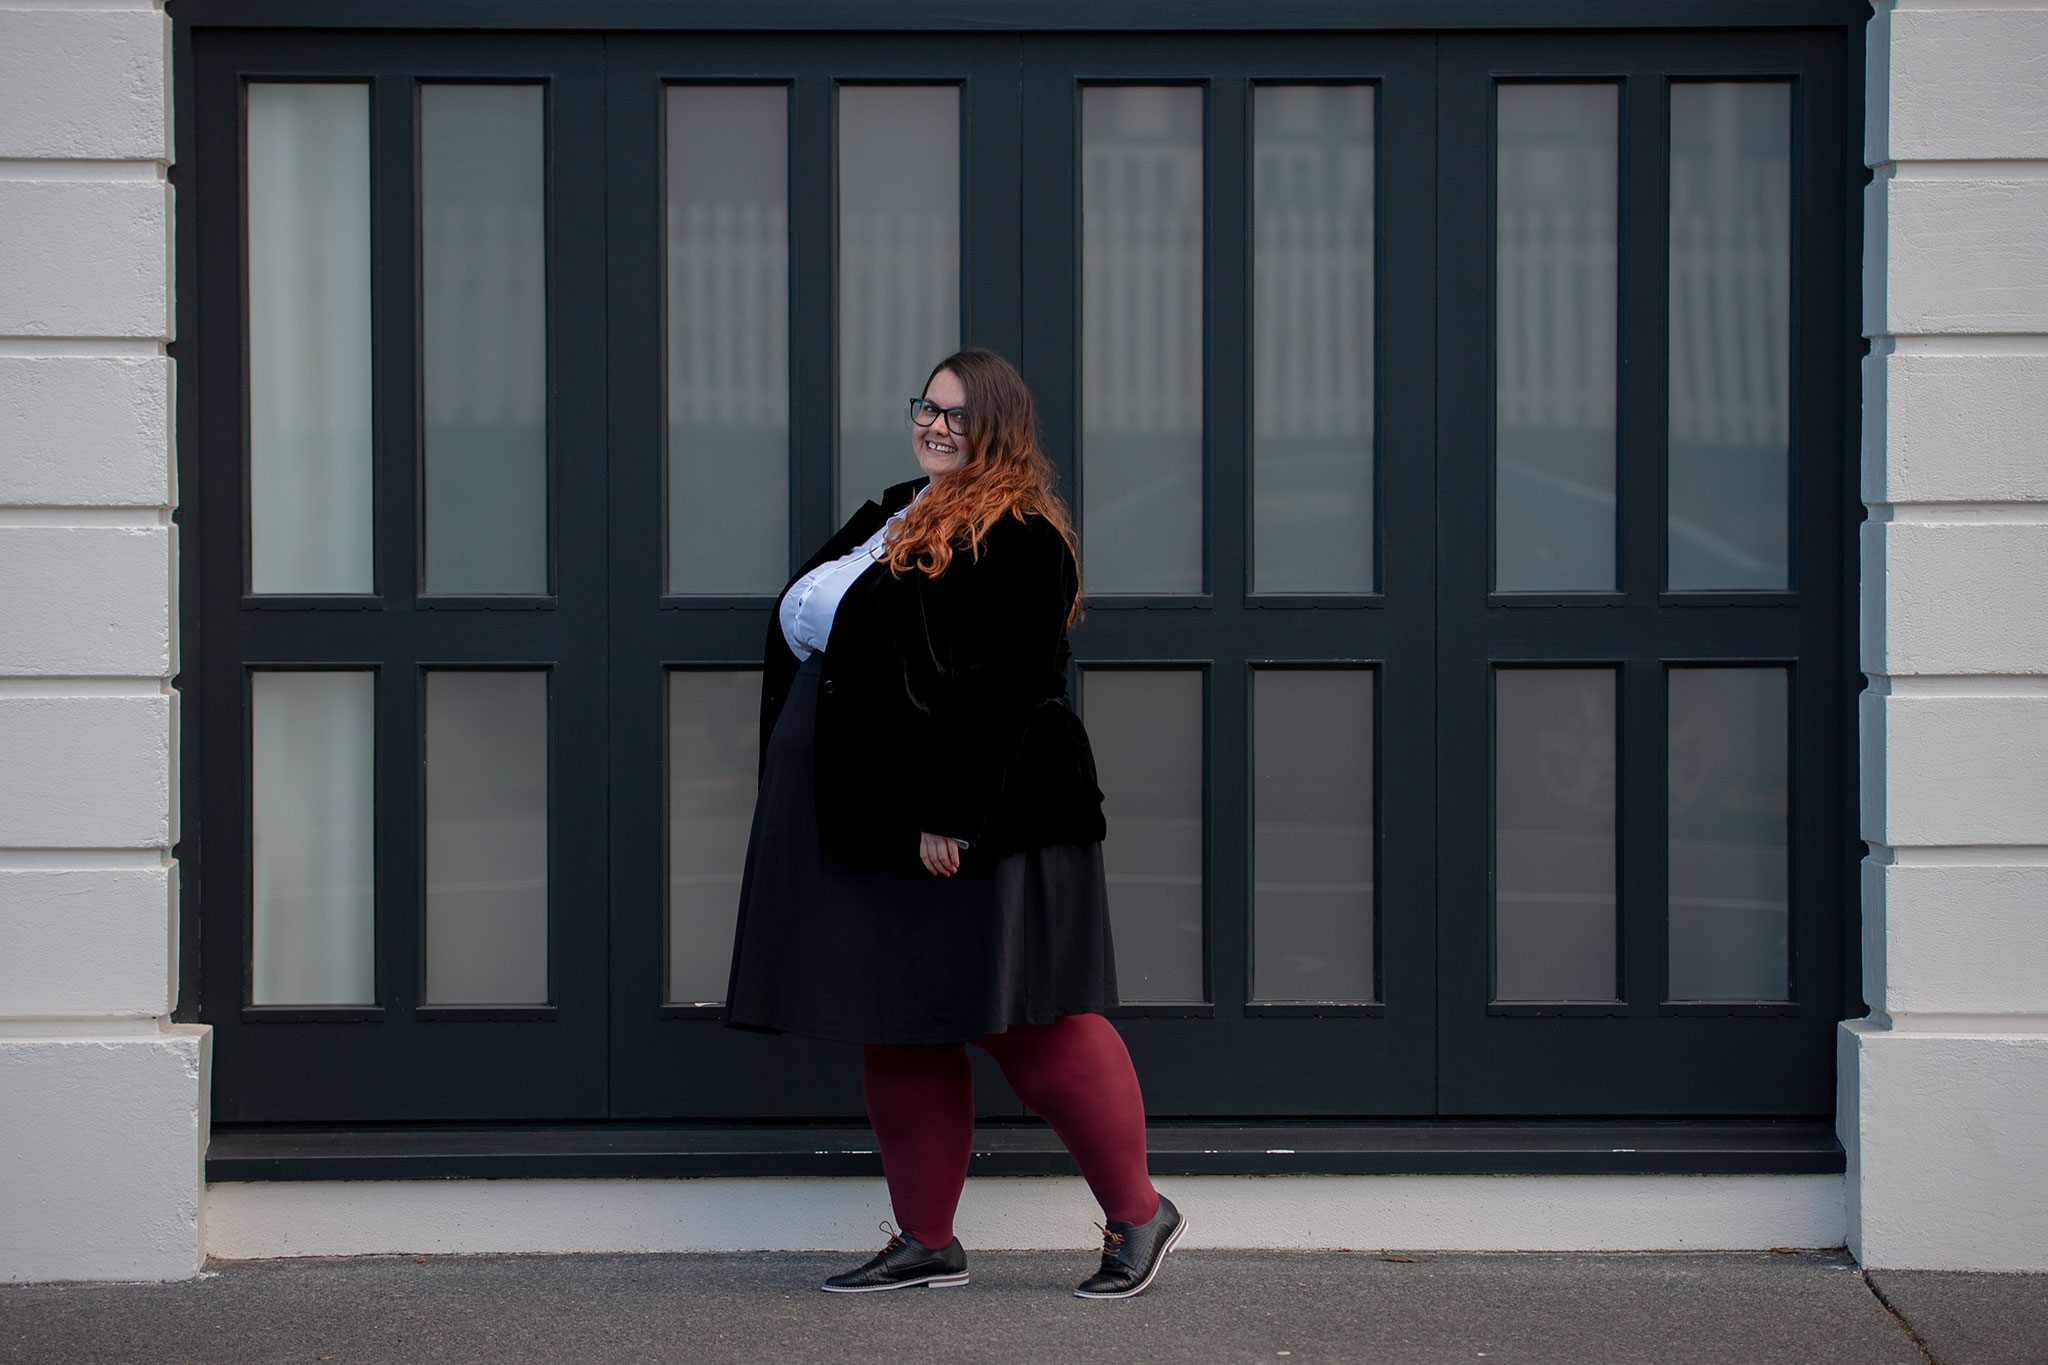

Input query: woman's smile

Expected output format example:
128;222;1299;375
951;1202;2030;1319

914;367;971;479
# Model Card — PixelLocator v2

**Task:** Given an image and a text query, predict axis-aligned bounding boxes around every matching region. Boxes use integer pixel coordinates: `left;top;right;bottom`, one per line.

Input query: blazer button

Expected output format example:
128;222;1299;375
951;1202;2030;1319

821;680;835;695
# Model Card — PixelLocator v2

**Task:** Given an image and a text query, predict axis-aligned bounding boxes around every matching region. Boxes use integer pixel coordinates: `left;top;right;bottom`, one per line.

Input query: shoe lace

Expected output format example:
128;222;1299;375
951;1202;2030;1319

877;1220;908;1252
1094;1221;1126;1260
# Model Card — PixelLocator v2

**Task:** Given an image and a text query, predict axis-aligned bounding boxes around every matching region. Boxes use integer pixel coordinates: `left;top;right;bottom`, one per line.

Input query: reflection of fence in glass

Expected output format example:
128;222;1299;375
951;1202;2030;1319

419;83;548;595
668;202;788;430
420;208;548;427
1081;147;1205;438
1252;84;1376;592
838;208;961;436
667;188;789;593
1081;86;1205;593
1495;83;1618;592
1669;82;1791;590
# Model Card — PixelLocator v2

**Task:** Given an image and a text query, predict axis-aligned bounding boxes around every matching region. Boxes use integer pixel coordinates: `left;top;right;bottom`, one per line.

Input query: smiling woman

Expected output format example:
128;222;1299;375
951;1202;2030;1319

722;347;1186;1298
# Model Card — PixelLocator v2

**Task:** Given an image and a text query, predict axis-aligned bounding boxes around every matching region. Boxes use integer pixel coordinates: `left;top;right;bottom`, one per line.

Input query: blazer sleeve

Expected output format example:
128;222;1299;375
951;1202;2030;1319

902;514;1076;845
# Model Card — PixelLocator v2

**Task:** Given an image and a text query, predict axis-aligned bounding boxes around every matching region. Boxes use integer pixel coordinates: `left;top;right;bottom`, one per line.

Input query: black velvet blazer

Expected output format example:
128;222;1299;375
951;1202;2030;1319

760;477;1108;872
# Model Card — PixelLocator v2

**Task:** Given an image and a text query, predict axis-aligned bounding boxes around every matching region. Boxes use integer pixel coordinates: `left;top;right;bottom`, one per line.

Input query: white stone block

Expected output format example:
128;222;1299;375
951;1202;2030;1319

1864;352;2048;504
0;527;169;676
0;694;169;848
1840;1021;2048;1270
0;867;170;1017
1868;177;2048;336
1865;861;2048;1017
0;180;169;339
203;1173;1845;1259
0;1027;207;1283
1873;8;2048;165
1861;693;2048;846
0;356;170;506
1862;522;2048;675
0;9;169;162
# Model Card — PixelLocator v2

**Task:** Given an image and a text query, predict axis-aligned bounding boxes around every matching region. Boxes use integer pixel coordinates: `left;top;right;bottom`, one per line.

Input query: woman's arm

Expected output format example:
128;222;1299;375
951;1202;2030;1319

903;513;1076;850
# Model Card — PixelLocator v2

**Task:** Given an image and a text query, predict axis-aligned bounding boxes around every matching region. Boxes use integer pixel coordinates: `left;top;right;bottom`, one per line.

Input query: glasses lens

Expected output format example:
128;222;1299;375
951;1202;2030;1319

942;409;968;435
909;399;937;427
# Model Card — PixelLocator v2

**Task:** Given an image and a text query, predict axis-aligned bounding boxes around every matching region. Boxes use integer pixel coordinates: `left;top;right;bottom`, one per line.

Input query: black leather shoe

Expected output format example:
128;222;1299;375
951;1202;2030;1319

1074;1194;1185;1300
821;1224;969;1293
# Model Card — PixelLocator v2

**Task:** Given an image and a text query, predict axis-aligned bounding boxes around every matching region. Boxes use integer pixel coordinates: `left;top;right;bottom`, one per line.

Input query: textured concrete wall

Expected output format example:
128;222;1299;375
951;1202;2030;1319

0;0;205;1284
1848;0;2048;1271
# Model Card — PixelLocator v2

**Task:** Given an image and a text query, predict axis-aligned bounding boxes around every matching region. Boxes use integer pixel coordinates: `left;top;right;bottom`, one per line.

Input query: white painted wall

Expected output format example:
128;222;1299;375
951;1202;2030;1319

204;1174;1847;1260
0;0;206;1284
1847;0;2048;1271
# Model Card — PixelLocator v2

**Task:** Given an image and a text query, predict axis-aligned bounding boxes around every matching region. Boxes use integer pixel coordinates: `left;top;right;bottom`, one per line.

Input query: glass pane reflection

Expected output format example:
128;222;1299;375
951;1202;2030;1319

1082;86;1205;594
246;83;374;595
1253;670;1375;1003
1668;667;1789;1001
838;85;959;521
667;670;760;1005
1253;85;1376;593
250;671;376;1005
1495;84;1618;592
424;670;549;1005
1085;669;1204;1002
1495;667;1617;1001
420;84;549;595
667;86;789;594
1668;83;1792;591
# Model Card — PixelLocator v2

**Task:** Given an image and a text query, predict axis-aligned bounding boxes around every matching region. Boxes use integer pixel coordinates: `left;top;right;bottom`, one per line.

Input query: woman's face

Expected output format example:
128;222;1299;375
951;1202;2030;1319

913;367;971;481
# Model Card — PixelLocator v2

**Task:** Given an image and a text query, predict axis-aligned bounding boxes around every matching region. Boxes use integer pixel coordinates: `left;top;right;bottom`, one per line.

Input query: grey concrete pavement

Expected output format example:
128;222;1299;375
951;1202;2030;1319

2;1249;2034;1365
1867;1270;2048;1365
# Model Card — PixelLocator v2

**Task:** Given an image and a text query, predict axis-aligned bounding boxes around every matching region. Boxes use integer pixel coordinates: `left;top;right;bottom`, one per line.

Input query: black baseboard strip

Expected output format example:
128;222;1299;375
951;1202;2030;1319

206;1120;1843;1182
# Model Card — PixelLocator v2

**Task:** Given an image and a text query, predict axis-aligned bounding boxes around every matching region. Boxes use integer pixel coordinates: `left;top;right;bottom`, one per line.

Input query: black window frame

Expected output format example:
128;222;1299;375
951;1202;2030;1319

172;0;1867;1175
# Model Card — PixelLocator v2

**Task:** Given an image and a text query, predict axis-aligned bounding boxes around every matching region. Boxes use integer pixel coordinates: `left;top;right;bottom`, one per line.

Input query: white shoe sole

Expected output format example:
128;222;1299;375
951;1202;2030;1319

821;1270;969;1293
1073;1213;1188;1300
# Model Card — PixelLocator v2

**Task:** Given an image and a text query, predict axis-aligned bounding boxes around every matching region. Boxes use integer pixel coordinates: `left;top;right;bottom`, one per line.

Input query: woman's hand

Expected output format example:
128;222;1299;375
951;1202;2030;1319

918;831;963;877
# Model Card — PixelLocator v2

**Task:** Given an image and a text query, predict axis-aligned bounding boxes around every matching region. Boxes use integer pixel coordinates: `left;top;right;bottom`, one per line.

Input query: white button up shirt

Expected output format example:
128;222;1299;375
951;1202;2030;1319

777;490;923;662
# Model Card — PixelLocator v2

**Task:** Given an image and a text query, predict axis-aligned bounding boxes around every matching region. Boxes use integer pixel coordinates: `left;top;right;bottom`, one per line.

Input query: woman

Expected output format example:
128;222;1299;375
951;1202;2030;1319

724;348;1185;1300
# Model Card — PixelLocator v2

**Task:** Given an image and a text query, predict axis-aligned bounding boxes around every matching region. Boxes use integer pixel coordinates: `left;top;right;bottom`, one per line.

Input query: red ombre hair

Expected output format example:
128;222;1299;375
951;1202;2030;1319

885;348;1083;622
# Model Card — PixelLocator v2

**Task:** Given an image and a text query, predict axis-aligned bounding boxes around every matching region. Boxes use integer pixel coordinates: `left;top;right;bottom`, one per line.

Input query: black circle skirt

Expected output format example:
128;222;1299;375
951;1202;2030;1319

723;652;1119;1045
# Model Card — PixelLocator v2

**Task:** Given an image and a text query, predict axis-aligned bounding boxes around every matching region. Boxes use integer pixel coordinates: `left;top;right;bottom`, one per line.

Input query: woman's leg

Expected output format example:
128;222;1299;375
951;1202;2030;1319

973;1014;1159;1226
860;1042;976;1248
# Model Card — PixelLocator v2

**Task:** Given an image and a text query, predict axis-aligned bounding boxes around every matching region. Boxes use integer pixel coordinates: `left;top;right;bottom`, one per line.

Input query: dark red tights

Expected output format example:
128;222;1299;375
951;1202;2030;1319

860;1013;1159;1248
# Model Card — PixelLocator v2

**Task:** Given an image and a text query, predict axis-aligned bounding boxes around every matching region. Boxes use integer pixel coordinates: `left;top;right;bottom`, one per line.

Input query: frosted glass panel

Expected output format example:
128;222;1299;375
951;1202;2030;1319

1253;670;1375;1003
1495;668;1617;1001
667;87;789;594
247;84;374;595
1083;86;1205;593
1669;83;1792;591
250;671;375;1005
425;671;548;1005
1253;85;1375;593
1495;85;1618;592
838;85;958;521
1085;669;1204;1001
667;670;760;1005
420;85;548;594
1669;668;1789;1000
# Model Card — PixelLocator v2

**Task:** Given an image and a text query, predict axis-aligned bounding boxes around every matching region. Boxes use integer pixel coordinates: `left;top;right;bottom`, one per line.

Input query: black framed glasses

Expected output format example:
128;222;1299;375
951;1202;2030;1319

907;398;969;435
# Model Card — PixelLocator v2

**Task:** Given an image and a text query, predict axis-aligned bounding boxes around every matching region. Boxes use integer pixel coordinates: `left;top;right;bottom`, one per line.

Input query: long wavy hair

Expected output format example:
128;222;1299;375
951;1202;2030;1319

884;348;1083;623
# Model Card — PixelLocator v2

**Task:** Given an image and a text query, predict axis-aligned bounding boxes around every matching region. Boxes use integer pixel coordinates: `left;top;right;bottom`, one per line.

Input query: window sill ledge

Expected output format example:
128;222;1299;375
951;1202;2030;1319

206;1119;1842;1182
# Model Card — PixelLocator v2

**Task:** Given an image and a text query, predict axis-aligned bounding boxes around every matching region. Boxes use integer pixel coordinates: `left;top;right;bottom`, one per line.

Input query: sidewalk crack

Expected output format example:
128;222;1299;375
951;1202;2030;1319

1862;1270;1939;1364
